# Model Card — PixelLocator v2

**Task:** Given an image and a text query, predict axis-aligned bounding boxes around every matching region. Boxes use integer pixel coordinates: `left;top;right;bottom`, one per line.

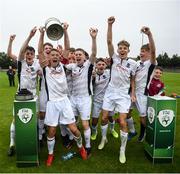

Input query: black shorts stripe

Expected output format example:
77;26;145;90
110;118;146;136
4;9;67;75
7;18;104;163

17;61;22;92
88;64;94;95
43;67;50;101
144;64;156;95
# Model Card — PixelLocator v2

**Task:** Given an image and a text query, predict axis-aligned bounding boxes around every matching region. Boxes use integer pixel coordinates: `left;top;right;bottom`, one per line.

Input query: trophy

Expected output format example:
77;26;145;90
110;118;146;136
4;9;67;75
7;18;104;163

45;17;64;41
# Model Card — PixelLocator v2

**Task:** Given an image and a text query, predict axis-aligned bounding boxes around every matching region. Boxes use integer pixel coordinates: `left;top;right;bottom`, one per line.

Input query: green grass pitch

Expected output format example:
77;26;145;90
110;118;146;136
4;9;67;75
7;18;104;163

0;71;180;173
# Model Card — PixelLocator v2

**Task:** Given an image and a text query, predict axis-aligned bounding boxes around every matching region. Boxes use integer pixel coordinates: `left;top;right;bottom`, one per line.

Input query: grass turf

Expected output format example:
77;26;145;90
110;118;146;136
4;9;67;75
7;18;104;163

0;71;180;173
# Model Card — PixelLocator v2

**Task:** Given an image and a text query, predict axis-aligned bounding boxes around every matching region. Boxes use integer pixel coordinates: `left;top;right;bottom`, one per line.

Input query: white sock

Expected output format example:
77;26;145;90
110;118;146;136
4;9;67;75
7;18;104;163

120;130;128;152
10;122;15;147
126;117;136;133
101;124;108;139
47;137;55;155
38;119;44;140
109;120;115;131
74;135;82;148
84;128;91;148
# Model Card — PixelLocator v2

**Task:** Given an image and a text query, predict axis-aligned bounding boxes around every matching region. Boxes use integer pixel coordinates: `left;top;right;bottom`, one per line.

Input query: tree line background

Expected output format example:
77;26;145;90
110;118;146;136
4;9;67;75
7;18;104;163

137;52;180;70
0;51;180;70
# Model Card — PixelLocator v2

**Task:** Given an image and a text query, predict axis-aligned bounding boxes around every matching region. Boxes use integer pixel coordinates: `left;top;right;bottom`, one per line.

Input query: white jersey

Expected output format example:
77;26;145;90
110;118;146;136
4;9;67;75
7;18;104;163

107;53;136;94
93;69;110;103
18;59;40;96
66;60;94;97
65;68;73;96
135;59;156;95
43;63;68;101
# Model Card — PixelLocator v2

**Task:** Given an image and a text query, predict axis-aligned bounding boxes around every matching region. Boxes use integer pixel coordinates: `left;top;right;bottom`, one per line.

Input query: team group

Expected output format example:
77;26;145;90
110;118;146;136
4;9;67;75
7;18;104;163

6;16;165;166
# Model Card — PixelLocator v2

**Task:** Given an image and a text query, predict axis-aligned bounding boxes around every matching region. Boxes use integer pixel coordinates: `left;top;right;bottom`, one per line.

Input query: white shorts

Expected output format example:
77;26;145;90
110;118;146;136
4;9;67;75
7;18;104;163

134;93;147;117
45;97;75;127
92;101;102;118
102;90;131;114
39;88;47;112
70;96;92;121
92;101;115;118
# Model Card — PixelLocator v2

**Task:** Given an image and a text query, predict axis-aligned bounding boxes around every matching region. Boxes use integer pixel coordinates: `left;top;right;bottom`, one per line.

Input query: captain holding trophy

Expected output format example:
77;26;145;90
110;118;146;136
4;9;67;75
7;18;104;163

9;17;89;167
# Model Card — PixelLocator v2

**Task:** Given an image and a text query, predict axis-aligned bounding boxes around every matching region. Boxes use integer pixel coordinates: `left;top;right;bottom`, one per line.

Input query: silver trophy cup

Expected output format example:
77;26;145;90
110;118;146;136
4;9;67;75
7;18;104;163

45;17;64;41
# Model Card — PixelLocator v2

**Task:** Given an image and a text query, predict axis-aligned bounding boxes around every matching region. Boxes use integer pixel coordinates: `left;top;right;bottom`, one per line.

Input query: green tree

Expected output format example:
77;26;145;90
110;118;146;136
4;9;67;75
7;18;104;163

0;52;17;69
157;52;171;67
170;54;180;68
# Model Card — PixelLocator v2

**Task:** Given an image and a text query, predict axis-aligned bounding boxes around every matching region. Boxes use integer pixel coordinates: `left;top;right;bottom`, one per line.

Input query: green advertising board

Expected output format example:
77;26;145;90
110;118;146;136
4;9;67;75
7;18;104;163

14;97;39;167
144;96;176;163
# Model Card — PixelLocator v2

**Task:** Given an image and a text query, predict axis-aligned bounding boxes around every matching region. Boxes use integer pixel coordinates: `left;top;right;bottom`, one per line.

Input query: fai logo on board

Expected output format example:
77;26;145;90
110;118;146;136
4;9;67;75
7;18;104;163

147;107;155;124
158;110;174;127
17;108;33;124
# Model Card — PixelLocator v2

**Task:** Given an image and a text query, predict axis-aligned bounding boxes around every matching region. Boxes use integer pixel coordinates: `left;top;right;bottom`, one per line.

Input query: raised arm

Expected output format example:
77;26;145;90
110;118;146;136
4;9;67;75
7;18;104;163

38;27;48;68
89;28;98;64
107;16;115;58
7;35;17;60
38;27;45;55
63;22;70;50
141;26;156;64
130;75;136;102
18;26;37;60
62;22;70;59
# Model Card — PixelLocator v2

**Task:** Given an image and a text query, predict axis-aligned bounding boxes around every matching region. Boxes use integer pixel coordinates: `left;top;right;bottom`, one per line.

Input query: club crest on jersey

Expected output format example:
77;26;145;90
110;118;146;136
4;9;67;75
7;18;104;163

136;63;144;73
17;108;33;124
102;75;106;79
140;62;144;67
26;67;35;73
126;63;130;68
157;110;174;127
147;107;155;124
157;84;162;88
30;67;35;72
